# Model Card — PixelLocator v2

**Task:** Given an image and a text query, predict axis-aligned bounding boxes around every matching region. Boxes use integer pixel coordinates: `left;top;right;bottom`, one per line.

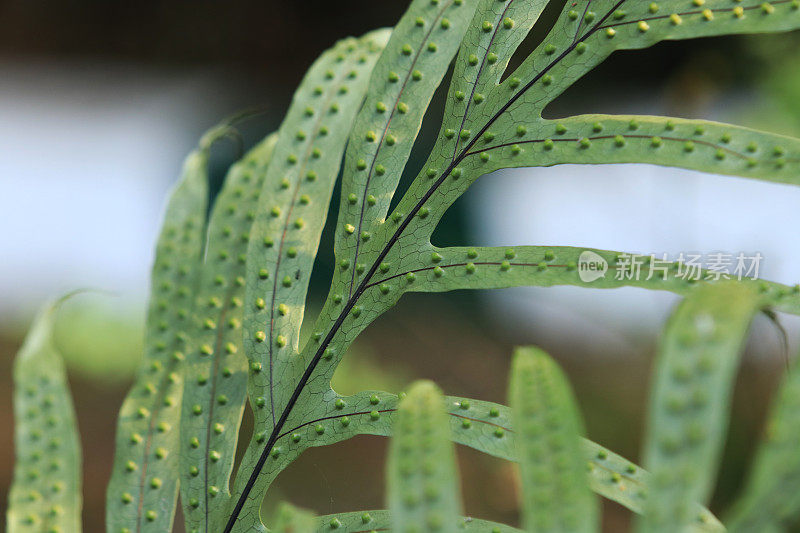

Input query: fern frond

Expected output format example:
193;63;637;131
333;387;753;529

637;282;762;533
389;0;800;257
125;1;800;530
179;133;278;531
229;29;389;533
267;6;800;492
388;381;462;533
106;135;215;533
510;346;598;533
725;348;800;532
8;298;82;533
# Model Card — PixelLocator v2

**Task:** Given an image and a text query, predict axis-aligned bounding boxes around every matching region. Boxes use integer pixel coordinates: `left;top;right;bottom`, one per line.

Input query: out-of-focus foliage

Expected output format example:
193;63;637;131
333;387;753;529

8;298;82;533
53;300;143;383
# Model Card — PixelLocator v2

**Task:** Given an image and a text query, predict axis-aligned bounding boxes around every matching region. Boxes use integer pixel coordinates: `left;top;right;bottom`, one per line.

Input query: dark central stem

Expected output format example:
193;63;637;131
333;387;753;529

223;2;625;530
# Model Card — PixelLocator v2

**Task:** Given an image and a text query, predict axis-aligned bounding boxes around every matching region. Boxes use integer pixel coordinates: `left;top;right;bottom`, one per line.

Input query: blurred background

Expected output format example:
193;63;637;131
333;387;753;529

1;0;800;530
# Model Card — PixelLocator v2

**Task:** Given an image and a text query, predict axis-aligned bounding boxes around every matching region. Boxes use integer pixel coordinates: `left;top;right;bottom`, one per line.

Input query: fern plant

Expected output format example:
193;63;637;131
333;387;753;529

7;0;800;531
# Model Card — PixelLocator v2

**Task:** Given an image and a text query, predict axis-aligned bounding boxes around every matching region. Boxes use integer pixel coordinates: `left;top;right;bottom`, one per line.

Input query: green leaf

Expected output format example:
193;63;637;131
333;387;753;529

228;29;390;533
331;0;481;299
187;1;800;530
106;137;214;533
637;282;762;533
509;346;598;533
179;133;278;531
281;0;800;459
461;114;800;184
511;0;800;115
315;510;522;532
725;350;800;532
271;502;316;533
388;381;462;533
371;245;800;316
408;115;800;238
390;0;800;243
8;297;82;533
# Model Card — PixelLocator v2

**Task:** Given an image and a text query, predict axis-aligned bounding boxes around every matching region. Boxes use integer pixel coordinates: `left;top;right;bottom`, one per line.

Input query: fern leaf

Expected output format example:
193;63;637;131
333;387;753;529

271;502;316;533
388;381;462;533
285;0;800;442
179;133;278;531
216;1;800;529
509;346;598;533
637;282;761;533
391;1;800;245
315;510;522;532
331;0;480;299
725;349;800;532
228;29;389;532
106;136;215;533
456;115;800;188
511;0;800;116
377;245;800;315
8;298;82;533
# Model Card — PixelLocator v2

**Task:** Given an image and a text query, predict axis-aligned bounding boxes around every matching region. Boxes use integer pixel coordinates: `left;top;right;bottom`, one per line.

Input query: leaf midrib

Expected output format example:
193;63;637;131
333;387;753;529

202;284;236;531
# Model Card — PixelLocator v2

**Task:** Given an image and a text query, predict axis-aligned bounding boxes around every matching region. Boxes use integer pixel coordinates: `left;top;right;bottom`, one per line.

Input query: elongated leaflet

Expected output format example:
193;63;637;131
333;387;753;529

332;0;480;299
8;298;82;533
510;347;598;533
273;4;800;499
106;133;216;533
179;134;278;532
726;348;800;532
88;1;800;531
228;29;389;532
637;283;761;533
388;381;462;533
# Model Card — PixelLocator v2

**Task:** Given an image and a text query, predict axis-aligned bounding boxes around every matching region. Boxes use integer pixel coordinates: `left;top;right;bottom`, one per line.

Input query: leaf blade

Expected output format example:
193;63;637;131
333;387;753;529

388;381;462;533
637;282;761;533
332;0;480;297
725;349;800;532
179;133;278;532
363;244;800;316
509;346;598;533
228;29;390;532
8;299;82;533
106;142;212;533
